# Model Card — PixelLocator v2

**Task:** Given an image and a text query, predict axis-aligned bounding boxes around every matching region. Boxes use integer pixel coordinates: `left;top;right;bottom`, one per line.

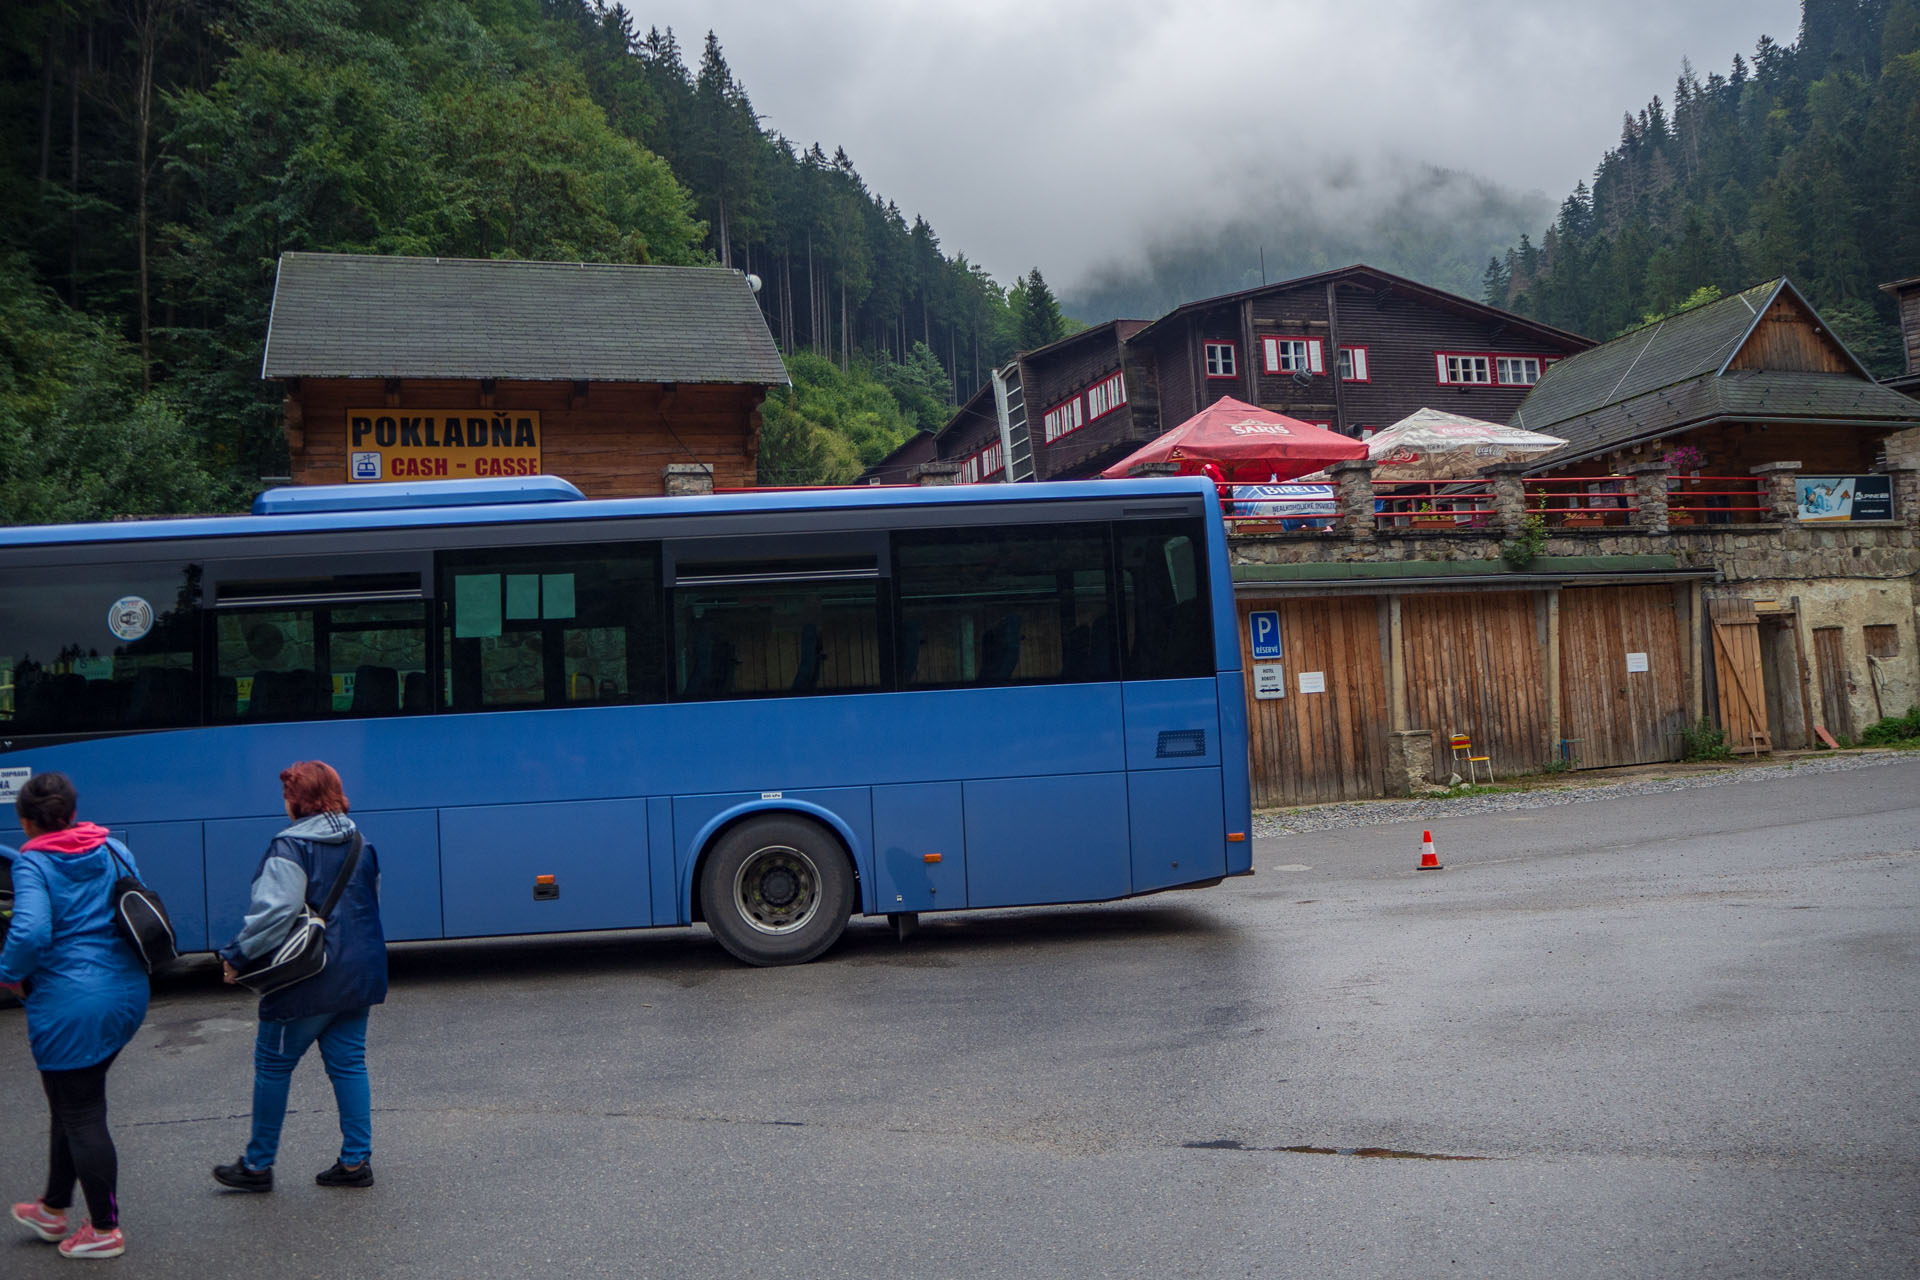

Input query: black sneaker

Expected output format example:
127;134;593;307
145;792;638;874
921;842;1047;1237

314;1160;374;1188
212;1159;272;1192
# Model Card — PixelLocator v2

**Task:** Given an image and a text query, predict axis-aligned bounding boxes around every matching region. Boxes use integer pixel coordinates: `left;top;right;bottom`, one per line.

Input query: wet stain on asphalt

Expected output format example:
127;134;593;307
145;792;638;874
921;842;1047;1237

1184;1139;1486;1161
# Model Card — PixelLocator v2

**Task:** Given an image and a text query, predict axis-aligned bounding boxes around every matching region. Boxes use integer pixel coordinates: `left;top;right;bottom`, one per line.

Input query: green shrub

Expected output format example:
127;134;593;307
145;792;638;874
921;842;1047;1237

1860;706;1920;746
1679;716;1734;761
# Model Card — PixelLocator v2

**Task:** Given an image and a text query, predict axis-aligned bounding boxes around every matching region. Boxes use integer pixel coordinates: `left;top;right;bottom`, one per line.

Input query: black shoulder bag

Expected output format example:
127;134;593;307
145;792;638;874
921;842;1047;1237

103;839;179;974
235;833;363;996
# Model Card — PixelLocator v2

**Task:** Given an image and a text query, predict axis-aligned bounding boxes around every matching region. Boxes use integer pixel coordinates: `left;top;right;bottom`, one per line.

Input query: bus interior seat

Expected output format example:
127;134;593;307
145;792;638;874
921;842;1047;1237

249;669;319;719
402;671;430;713
128;667;193;725
1063;624;1092;680
897;621;923;684
791;623;821;692
978;614;1022;683
684;634;736;699
1087;614;1115;679
214;675;237;718
21;672;86;730
351;664;399;716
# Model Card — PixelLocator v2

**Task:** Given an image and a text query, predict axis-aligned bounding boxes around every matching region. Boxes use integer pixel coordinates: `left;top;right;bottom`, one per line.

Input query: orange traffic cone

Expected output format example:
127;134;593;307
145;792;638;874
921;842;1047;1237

1417;830;1443;871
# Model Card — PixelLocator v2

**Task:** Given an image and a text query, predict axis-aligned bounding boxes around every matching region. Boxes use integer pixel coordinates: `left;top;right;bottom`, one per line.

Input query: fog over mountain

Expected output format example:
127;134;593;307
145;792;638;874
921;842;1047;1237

1060;160;1555;323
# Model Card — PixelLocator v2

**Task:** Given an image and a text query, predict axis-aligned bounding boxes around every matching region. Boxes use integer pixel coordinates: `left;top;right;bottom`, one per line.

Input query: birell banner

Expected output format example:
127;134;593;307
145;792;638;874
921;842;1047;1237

347;410;542;482
1795;475;1893;522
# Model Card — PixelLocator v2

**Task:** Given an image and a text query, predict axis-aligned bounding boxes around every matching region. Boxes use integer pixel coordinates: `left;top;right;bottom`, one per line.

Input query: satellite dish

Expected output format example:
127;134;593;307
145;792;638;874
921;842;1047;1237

745;273;763;294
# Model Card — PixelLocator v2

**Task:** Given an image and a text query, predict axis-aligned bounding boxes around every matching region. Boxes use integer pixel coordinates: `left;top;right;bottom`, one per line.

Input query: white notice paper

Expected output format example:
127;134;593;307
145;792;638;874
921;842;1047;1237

1253;663;1286;699
1298;671;1327;694
1626;652;1650;673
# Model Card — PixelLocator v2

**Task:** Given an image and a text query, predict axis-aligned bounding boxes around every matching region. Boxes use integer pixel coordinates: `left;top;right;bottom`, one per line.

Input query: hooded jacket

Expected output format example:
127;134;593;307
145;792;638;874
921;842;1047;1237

0;822;150;1071
220;811;387;1023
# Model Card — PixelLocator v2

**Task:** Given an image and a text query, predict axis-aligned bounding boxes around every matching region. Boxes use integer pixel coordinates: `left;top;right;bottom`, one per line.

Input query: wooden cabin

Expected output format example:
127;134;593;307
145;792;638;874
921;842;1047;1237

1883;273;1920;401
1513;278;1920;482
262;253;788;496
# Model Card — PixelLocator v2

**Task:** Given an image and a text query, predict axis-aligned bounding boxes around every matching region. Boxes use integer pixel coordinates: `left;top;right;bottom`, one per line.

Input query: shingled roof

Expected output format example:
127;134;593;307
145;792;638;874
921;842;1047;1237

262;253;788;386
1511;278;1920;467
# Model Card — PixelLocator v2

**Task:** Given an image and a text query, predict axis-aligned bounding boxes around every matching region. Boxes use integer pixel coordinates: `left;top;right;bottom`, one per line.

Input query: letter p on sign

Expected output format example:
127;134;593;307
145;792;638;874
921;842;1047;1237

1249;611;1282;662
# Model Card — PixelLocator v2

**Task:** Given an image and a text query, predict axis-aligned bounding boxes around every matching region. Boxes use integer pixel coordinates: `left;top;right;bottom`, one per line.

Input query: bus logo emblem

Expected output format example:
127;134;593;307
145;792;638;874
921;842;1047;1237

107;596;154;642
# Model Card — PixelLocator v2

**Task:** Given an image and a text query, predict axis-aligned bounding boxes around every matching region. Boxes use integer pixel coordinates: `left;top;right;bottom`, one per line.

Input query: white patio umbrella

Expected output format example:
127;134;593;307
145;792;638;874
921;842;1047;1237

1356;408;1567;481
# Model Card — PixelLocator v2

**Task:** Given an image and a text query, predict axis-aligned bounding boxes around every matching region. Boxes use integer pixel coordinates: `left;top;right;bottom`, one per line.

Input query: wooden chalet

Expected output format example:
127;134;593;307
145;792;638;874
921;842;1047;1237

873;265;1593;486
1512;278;1920;478
262;253;788;496
1123;264;1592;452
1883;274;1920;401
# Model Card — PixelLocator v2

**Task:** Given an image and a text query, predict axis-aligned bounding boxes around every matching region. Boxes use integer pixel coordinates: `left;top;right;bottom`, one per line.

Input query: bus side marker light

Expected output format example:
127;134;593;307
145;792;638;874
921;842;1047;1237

534;874;559;900
923;853;942;864
1227;833;1247;843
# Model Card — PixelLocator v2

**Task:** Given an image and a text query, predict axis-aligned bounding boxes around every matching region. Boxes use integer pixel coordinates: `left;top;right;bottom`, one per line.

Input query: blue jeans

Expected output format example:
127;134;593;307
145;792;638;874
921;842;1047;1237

245;1008;371;1171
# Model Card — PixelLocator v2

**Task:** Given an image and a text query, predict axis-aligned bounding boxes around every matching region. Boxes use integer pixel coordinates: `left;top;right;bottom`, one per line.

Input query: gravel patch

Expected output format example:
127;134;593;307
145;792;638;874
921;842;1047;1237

1253;750;1918;838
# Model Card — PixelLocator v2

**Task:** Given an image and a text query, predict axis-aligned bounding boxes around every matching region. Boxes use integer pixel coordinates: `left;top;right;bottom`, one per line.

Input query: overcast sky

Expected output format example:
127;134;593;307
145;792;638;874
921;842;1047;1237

640;1;1804;291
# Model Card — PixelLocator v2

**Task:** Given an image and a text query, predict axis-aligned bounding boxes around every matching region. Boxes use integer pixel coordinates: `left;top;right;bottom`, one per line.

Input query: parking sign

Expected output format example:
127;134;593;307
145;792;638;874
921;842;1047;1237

1249;611;1282;661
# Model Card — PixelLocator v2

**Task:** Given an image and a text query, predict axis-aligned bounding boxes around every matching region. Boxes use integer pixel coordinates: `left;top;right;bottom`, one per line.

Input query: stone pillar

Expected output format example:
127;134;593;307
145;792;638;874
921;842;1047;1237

664;462;714;496
1627;460;1671;533
1885;464;1920;529
1127;462;1182;477
1329;457;1376;541
1480;461;1531;536
909;461;963;486
1750;461;1802;522
1385;729;1435;796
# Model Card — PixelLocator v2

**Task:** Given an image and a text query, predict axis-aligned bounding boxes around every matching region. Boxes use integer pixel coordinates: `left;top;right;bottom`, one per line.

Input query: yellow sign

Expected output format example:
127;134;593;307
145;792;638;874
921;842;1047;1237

347;410;542;482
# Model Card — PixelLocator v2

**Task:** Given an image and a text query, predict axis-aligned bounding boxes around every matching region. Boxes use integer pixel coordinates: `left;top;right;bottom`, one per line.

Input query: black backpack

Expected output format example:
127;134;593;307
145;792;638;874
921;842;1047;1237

0;848;14;948
102;839;178;974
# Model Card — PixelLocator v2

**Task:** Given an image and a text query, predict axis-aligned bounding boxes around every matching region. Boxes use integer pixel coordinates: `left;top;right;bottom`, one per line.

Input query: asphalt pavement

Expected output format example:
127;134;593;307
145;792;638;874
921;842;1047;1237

3;757;1916;1278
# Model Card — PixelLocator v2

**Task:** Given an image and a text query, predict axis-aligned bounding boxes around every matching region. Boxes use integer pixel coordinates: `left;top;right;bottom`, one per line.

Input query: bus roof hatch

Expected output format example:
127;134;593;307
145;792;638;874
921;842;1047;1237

252;475;587;516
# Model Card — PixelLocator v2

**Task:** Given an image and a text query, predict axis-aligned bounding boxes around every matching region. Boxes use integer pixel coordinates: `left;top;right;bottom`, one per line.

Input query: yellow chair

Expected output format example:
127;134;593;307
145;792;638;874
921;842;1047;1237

1449;732;1491;784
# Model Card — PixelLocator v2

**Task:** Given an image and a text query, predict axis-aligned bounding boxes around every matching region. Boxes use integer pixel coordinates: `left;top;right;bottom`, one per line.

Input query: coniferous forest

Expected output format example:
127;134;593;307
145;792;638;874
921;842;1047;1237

1486;0;1920;368
0;0;1073;521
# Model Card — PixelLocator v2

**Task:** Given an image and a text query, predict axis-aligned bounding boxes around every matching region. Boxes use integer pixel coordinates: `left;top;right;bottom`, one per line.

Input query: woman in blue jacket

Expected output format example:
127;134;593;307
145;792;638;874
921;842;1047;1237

2;772;148;1261
213;760;386;1193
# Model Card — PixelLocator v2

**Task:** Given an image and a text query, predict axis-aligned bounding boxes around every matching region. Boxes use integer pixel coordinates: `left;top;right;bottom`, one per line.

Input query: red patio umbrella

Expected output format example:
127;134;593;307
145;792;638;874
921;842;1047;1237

1099;397;1367;482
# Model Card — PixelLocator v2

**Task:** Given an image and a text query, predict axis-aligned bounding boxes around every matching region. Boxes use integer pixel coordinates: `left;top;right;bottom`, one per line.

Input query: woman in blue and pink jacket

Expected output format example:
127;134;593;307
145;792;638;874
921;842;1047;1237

2;772;148;1260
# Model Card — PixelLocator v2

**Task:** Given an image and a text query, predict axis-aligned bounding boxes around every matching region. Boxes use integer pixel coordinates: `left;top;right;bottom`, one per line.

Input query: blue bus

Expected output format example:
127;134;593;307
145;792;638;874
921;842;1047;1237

0;476;1251;965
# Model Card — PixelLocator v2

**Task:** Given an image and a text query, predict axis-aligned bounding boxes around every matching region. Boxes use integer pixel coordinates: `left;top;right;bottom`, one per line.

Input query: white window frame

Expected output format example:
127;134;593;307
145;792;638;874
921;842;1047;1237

1086;371;1127;421
1436;352;1493;385
1496;355;1542;386
1042;396;1085;443
1338;346;1370;382
1261;336;1324;376
1204;341;1238;379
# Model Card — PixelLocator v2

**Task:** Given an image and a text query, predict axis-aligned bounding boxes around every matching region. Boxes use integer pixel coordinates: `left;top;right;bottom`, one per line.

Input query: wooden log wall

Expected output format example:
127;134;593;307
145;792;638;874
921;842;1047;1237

1726;293;1854;373
287;377;762;496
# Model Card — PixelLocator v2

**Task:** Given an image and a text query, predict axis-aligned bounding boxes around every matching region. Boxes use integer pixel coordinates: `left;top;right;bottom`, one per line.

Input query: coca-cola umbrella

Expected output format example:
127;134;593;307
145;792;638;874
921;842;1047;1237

1099;397;1368;482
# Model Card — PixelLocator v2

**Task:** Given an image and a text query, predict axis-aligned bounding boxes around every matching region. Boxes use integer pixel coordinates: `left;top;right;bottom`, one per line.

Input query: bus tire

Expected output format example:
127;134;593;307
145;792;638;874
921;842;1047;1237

698;815;854;966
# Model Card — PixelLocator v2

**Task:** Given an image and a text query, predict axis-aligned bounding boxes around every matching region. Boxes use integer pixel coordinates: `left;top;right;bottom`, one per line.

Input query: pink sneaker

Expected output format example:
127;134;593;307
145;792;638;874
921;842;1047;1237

10;1200;70;1242
58;1223;126;1259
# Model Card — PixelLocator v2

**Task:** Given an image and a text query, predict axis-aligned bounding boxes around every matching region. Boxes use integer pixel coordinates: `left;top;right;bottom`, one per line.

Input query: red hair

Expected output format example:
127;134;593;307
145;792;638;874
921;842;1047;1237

280;761;349;819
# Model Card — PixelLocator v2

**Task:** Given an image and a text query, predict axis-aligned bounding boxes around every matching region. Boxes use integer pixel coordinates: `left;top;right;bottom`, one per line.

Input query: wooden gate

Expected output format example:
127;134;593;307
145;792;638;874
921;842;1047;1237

1709;599;1772;754
1812;627;1856;741
1558;585;1688;767
1238;597;1388;807
1401;591;1547;779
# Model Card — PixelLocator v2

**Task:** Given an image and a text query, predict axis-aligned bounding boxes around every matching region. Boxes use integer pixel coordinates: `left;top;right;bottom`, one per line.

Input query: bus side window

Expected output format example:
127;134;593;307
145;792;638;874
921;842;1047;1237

1116;522;1214;681
440;543;663;712
211;600;428;723
892;525;1114;689
0;562;202;736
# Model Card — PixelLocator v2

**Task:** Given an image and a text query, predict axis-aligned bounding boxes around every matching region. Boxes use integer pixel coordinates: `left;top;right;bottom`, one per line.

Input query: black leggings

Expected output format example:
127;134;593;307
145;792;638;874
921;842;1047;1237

39;1051;121;1229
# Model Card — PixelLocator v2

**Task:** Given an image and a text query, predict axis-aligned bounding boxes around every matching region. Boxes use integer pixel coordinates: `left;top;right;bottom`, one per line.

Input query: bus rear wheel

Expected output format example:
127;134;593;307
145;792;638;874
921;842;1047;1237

699;816;854;966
